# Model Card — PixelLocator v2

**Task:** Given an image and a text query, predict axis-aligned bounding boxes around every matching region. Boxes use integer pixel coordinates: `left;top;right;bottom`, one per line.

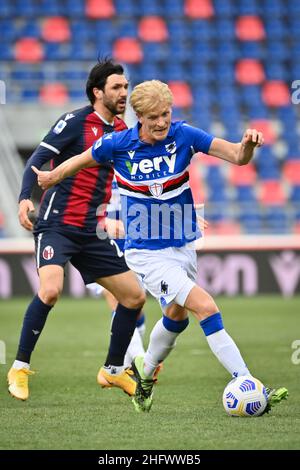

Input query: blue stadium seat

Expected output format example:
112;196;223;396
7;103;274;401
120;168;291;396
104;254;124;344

239;42;265;61
266;41;290;61
15;0;36;17
163;0;183;17
239;207;263;234
216;41;239;62
264;206;289;234
262;0;286;18
167;41;192;63
163;62;186;82
290;186;300;203
236;186;257;202
114;0;139;16
215;63;235;84
136;0;163;16
0;43;13;59
94;20;116;42
37;0;63;16
213;0;236;17
70;20;95;43
264;18;287;40
143;42;169;63
0;0;14;17
215;19;235;40
65;0;84;17
0;20;17;41
168;19;189;42
117;19;138;38
265;62;288;81
190;20;215;41
44;43;70;60
237;0;261;15
19;20;41;39
189;63;214;84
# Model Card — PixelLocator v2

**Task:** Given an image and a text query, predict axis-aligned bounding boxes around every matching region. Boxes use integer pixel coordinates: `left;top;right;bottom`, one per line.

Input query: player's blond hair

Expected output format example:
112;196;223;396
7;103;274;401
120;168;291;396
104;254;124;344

130;80;173;115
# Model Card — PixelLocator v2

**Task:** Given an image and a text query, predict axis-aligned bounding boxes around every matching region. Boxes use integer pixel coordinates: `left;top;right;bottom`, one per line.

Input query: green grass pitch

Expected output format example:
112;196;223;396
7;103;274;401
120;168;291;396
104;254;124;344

1;296;299;450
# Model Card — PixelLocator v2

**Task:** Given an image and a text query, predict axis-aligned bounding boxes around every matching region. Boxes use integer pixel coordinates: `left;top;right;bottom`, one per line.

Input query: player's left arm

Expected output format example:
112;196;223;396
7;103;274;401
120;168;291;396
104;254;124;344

31;147;97;190
208;128;264;165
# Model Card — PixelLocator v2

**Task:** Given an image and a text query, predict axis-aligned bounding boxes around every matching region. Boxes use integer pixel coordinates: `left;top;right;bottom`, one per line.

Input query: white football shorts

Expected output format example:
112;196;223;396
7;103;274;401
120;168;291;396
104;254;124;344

125;243;197;311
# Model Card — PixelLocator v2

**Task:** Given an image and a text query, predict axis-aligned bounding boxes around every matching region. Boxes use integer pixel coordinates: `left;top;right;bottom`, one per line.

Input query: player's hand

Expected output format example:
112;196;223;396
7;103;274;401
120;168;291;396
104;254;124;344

18;199;36;231
241;129;264;148
31;166;56;190
105;218;125;238
194;204;209;232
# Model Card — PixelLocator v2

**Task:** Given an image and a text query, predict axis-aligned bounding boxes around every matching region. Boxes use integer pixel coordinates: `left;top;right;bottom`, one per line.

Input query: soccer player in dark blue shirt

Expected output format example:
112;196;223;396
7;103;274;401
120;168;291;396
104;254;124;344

7;59;146;401
33;79;288;414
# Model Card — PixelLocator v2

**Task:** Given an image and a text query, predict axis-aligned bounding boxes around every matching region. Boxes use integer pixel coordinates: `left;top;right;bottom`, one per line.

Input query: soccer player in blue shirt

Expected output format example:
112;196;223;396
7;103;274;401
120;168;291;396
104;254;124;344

33;80;288;413
7;59;147;401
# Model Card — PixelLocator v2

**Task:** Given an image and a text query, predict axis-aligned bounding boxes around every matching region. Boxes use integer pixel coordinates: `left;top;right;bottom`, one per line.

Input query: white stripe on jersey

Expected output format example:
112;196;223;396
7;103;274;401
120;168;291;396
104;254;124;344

36;233;43;269
40;142;60;154
43;191;56;220
119;181;190;200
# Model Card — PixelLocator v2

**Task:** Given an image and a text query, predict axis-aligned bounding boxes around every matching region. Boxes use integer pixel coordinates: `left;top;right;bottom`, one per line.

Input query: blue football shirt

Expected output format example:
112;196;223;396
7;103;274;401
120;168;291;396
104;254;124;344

92;121;214;250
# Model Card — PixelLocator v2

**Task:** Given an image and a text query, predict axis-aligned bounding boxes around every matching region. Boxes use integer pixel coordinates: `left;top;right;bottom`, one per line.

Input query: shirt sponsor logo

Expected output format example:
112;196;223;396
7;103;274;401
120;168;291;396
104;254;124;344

126;154;176;177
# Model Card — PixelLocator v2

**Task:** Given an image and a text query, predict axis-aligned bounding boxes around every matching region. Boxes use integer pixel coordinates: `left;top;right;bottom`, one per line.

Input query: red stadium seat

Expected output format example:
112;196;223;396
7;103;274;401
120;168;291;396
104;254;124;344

39;83;69;105
85;0;115;19
235;59;265;85
229;163;257;186
235;16;265;41
41;17;71;42
138;16;168;42
184;0;214;19
113;37;143;64
293;222;300;234
259;180;286;205
15;38;44;63
262;81;290;107
189;158;205;204
168;81;193;108
198;153;222;166
283;161;300;184
248;119;277;145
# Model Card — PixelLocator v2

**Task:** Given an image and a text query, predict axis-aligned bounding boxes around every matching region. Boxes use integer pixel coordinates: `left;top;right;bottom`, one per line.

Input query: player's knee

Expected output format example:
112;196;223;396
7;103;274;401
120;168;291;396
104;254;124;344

123;289;146;310
39;286;62;306
196;300;219;320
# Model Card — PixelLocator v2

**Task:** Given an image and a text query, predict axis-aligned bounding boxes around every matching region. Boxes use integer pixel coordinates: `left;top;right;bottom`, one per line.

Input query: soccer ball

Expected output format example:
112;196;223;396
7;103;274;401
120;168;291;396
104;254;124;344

223;375;268;417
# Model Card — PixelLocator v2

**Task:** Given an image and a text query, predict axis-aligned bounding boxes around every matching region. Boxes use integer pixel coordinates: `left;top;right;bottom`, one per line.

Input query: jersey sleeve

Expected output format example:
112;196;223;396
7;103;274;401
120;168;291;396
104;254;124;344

91;132;115;164
181;123;214;154
41;112;80;155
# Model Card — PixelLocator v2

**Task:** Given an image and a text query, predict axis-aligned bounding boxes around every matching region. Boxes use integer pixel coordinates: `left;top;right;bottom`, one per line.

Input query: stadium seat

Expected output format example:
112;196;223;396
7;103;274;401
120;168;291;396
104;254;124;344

235;16;265;41
138;16;168;42
259;181;286;206
290;186;300;203
264;206;289;234
238;0;261;15
235;186;257;203
163;62;186;81
38;0;63;16
136;0;163;16
248;119;277;145
85;0;115;19
15;0;36;17
15;38;44;63
262;81;290;107
65;0;84;17
283;161;300;185
39;83;69;105
41;17;71;42
184;0;214;19
164;0;184;17
114;0;139;16
230;164;256;186
113;38;143;64
235;59;265;85
212;220;242;235
168;81;193;108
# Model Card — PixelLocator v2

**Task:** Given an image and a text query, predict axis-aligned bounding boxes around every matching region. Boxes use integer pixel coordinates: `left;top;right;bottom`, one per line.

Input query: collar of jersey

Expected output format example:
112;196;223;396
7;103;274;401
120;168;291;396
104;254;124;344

131;121;175;142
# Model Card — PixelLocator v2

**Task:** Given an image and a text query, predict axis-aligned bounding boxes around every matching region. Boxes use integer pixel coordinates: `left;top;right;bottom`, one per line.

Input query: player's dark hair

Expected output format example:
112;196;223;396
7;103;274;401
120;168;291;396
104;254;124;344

86;58;124;104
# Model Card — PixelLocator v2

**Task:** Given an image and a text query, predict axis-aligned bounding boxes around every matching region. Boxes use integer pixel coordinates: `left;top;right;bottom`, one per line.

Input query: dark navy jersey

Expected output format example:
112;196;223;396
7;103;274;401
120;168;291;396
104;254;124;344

19;105;127;231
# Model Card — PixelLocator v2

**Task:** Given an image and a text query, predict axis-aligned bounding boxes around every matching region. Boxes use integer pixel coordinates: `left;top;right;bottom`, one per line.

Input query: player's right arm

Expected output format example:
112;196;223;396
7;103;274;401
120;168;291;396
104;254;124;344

32;147;97;190
32;132;116;190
